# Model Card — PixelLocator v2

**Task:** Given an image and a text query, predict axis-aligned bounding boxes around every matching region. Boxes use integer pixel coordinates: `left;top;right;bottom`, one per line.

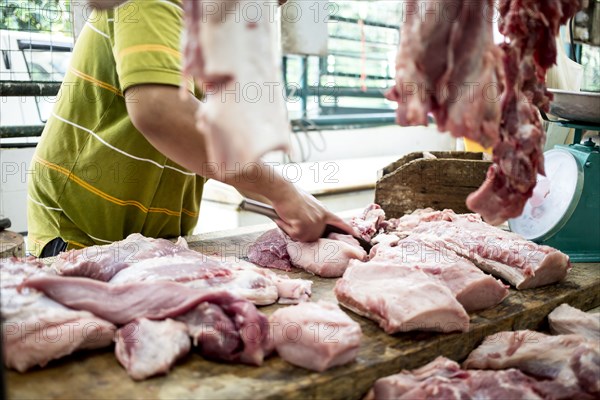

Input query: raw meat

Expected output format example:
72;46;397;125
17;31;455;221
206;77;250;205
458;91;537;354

1;258;115;372
387;208;482;236
247;229;292;271
176;292;273;366
409;218;570;289
466;0;580;224
385;0;504;148
271;274;312;305
464;330;599;399
386;0;580;224
350;203;387;241
548;304;600;341
270;301;362;372
286;236;367;278
368;356;545;400
371;238;508;312
53;234;193;281
22;275;248;325
108;255;279;306
248;228;367;278
114;318;190;380
334;260;470;334
55;233;310;305
181;0;291;166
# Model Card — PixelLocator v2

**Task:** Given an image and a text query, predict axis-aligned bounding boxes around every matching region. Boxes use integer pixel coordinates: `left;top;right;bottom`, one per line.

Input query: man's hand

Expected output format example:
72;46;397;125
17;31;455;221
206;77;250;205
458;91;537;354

270;186;357;243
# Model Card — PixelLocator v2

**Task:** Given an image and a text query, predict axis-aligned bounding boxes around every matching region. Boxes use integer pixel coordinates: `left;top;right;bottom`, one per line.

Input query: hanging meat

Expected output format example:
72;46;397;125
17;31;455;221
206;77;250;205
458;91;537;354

181;0;291;167
386;0;580;224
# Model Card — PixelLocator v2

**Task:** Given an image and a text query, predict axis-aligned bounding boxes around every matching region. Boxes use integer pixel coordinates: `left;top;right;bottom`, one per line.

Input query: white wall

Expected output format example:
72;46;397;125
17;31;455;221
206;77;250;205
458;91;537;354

265;124;456;163
0;147;35;233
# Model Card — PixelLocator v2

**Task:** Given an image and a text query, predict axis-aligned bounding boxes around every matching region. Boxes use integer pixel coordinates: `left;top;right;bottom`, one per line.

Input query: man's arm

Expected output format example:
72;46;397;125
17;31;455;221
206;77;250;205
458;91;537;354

126;84;354;242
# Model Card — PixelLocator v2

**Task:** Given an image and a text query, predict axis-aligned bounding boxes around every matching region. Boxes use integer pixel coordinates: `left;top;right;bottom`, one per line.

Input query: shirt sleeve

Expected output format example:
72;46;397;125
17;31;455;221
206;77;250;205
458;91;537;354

112;0;194;92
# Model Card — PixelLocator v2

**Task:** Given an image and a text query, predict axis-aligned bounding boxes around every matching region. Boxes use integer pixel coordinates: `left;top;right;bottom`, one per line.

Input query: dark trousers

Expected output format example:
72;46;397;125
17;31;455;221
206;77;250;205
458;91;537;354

40;237;68;258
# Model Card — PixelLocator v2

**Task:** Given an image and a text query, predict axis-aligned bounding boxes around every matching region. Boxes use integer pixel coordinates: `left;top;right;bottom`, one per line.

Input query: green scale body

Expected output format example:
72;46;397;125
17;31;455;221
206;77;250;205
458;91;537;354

543;141;600;262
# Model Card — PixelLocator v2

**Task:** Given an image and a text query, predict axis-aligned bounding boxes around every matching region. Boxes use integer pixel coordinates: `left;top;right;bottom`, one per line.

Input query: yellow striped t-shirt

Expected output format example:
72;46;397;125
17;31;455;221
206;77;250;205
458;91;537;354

27;0;205;255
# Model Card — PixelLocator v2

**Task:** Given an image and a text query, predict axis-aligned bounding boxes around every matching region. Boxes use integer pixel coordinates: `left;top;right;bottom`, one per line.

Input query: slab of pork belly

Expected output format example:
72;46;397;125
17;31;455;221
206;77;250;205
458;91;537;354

548;304;600;341
334;260;469;334
2;259;115;372
409;219;570;289
286;234;367;278
270;301;361;372
109;254;280;306
371;238;508;312
115;318;190;380
464;330;599;398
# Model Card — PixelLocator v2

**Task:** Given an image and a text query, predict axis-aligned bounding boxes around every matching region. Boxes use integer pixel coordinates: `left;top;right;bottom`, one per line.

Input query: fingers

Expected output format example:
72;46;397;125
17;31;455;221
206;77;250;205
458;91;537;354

276;219;323;243
326;214;360;237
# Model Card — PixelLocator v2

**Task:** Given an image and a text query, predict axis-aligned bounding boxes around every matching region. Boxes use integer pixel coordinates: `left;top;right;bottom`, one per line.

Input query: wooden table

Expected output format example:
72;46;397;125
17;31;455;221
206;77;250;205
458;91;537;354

6;226;600;400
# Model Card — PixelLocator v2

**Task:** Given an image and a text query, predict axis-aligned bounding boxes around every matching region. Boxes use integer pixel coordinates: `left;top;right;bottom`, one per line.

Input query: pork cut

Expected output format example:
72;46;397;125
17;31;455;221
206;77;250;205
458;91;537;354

181;0;291;166
114;318;190;380
1;259;115;372
334;260;470;334
386;0;580;224
269;301;362;372
408;217;570;289
464;330;600;399
54;233;310;305
248;228;367;278
548;304;600;341
176;291;272;366
371;238;508;312
368;356;546;400
286;236;367;278
54;234;191;281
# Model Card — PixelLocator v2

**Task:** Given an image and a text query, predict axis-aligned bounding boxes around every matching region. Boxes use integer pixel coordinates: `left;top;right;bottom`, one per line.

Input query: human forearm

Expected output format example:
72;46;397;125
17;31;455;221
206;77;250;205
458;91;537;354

125;84;293;202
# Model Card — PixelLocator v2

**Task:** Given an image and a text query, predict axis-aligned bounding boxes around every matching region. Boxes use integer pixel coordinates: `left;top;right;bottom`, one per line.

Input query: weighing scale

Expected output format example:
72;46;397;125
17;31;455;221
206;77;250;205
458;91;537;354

509;138;600;262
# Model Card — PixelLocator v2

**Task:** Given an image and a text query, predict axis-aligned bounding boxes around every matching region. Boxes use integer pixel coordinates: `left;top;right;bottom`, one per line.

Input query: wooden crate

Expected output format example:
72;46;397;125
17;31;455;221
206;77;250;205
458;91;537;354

375;151;492;218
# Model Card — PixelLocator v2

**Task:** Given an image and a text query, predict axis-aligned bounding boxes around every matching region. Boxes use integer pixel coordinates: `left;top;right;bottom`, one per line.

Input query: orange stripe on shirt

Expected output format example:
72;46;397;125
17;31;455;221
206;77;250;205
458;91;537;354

69;67;123;97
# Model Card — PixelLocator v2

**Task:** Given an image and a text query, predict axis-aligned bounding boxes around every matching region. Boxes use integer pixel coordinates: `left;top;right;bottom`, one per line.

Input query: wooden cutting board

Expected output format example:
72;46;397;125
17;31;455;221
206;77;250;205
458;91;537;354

6;228;600;400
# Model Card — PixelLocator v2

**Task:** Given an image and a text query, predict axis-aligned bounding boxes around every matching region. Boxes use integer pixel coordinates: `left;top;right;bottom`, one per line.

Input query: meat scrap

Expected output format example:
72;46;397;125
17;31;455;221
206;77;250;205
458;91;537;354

464;330;600;399
1;258;115;372
114;318;190;381
270;301;362;372
181;0;291;166
367;356;546;400
548;304;600;341
387;0;580;224
334;260;470;334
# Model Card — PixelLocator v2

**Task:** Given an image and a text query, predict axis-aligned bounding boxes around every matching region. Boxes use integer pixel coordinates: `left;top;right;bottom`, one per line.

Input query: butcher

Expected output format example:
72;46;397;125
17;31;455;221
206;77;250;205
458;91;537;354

27;0;352;257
